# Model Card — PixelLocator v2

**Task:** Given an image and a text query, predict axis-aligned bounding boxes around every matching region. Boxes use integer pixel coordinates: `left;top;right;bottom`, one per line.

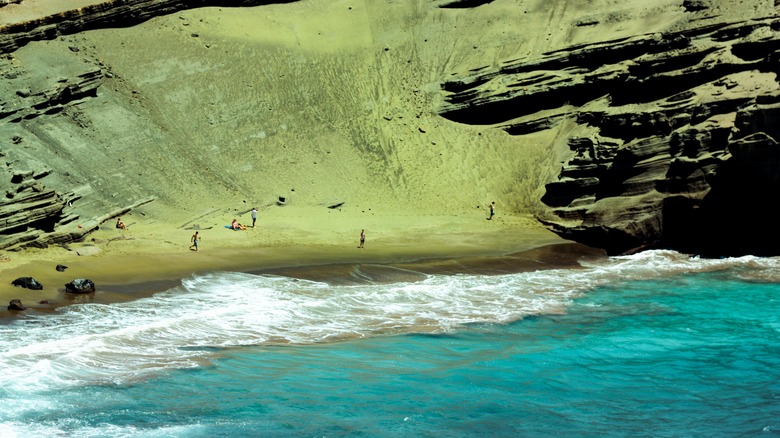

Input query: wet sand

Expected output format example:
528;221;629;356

259;242;605;285
1;242;605;321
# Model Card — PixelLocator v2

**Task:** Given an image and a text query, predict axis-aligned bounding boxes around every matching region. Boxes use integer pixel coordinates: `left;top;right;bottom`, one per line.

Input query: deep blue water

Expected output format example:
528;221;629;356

1;251;779;437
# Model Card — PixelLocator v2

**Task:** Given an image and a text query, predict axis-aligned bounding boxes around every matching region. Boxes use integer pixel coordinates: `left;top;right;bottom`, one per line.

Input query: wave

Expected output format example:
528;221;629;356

0;251;777;392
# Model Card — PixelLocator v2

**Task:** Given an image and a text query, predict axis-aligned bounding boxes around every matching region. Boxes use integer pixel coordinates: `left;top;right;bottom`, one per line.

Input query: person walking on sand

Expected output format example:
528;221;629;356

190;231;200;252
251;207;258;228
487;201;496;220
358;229;366;248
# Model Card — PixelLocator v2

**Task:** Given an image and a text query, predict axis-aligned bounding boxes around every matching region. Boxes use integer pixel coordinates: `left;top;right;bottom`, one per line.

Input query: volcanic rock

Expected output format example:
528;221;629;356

11;276;43;290
65;278;96;294
439;17;780;257
7;299;25;311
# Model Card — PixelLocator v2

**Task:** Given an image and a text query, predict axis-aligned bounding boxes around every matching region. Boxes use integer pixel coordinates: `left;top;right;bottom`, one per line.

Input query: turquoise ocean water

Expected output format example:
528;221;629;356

1;250;779;437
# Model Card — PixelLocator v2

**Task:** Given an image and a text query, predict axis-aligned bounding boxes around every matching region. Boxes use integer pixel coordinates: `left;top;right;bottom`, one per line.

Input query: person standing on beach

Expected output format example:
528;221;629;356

251;207;258;228
358;229;366;248
487;201;496;220
190;231;200;252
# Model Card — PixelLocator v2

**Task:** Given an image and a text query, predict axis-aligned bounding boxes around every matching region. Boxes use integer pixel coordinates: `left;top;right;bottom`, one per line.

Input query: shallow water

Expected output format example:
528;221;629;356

1;251;779;437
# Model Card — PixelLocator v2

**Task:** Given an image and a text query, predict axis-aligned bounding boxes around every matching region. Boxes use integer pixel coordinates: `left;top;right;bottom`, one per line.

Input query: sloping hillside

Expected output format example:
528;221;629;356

0;0;776;255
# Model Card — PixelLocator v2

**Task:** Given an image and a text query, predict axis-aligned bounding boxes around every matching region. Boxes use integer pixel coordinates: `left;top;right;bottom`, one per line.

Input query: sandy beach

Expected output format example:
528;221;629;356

0;0;591;314
0;202;588;315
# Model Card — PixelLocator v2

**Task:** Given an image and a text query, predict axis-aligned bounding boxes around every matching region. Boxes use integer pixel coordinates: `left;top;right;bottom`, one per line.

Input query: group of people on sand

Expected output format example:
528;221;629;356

230;207;257;231
186;202;497;253
188;207;258;252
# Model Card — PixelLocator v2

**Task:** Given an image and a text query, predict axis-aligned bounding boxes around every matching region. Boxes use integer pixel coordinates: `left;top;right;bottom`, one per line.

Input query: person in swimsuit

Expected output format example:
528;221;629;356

116;218;127;230
231;218;245;230
358;229;365;248
487;202;495;220
190;231;200;252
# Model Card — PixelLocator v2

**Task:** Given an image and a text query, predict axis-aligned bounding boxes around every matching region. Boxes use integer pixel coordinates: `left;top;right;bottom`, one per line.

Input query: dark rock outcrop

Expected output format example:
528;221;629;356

7;299;25;311
436;0;496;8
11;276;43;290
65;278;95;294
683;0;708;12
438;17;780;257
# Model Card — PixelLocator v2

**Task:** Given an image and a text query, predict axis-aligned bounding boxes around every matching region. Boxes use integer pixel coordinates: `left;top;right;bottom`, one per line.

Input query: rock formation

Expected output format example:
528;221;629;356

0;0;296;54
0;63;154;250
11;276;42;289
439;17;780;257
7;298;25;310
65;278;95;294
0;11;148;250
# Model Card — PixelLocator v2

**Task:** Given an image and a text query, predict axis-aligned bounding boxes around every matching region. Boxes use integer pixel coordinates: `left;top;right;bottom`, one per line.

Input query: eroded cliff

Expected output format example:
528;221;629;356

439;15;780;256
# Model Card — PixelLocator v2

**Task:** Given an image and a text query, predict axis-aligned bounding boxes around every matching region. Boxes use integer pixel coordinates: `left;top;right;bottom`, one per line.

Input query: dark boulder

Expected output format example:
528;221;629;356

8;299;26;311
65;278;95;294
11;277;43;290
56;264;68;272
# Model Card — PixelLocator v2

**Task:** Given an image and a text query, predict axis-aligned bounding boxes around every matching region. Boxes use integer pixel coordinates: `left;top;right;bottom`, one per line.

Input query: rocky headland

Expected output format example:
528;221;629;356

439;14;780;256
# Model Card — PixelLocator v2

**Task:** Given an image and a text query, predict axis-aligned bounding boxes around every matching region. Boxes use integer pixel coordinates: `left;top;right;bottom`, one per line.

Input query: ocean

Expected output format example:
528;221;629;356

1;250;779;437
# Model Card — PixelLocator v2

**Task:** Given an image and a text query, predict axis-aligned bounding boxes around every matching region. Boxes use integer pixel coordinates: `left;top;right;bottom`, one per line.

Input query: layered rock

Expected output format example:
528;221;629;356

0;0;297;54
0;0;242;250
439;17;780;256
0;59;105;250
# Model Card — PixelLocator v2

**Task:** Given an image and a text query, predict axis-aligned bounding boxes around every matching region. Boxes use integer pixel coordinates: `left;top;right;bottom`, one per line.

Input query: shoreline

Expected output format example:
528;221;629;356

0;207;603;318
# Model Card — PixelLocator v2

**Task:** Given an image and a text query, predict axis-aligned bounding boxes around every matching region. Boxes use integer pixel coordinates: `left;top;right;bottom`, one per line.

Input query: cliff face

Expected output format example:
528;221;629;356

0;0;297;54
439;17;780;256
0;0;778;256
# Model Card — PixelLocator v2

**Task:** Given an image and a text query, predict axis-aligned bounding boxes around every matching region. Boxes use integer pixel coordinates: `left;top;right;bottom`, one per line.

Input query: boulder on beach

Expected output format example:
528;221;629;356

65;278;96;294
8;299;26;311
11;277;43;290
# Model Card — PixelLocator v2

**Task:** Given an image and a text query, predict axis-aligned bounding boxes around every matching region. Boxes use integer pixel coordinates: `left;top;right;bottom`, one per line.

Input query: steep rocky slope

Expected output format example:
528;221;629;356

439;15;780;256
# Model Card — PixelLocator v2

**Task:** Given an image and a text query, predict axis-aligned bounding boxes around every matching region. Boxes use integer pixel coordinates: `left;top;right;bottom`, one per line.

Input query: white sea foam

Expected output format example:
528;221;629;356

0;252;777;395
0;421;198;438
